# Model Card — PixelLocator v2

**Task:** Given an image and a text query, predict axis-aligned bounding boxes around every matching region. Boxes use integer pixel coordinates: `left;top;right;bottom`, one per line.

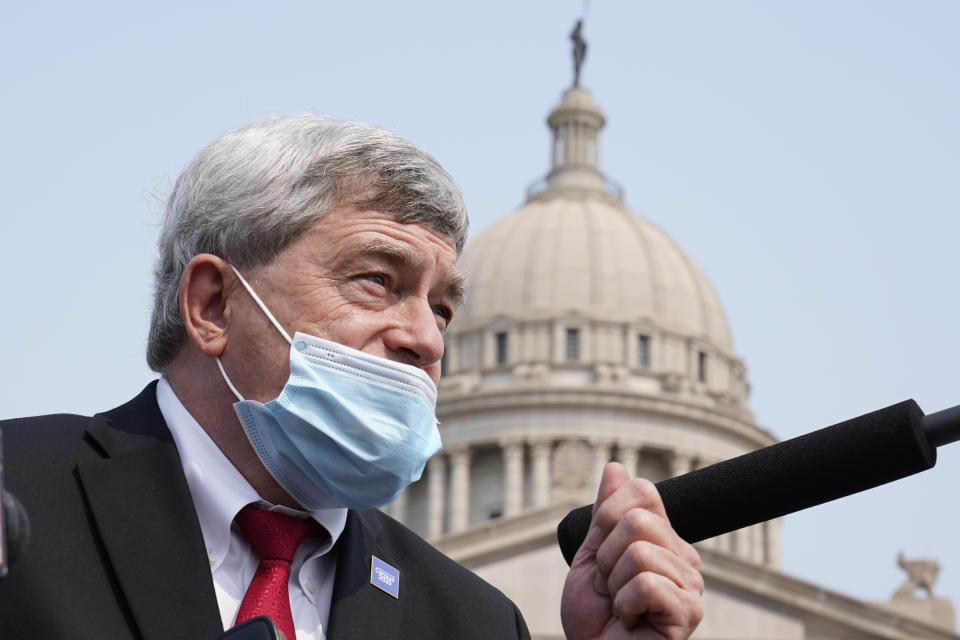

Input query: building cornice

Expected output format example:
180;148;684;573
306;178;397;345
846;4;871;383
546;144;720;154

438;385;775;451
699;547;960;640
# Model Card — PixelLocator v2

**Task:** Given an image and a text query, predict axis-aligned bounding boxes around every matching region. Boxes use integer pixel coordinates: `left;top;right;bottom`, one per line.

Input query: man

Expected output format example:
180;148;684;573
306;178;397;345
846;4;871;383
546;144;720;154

0;115;703;639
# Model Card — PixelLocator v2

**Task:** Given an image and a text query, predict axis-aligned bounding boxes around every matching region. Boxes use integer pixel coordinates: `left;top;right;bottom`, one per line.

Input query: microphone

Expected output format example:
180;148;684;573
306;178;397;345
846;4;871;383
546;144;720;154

557;399;960;566
0;429;30;577
0;491;29;576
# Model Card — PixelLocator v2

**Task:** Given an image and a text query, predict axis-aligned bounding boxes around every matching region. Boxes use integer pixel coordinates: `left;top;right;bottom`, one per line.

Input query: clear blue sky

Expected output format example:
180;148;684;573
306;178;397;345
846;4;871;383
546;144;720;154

2;0;958;618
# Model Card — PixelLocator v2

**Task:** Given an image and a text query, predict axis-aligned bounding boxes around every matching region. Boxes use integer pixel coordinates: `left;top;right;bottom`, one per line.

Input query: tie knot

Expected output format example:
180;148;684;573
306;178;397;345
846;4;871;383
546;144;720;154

236;505;324;563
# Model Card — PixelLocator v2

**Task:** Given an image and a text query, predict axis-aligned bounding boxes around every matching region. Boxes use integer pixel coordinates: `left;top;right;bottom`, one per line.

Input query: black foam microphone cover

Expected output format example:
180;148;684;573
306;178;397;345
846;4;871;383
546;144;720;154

558;400;936;566
1;491;29;572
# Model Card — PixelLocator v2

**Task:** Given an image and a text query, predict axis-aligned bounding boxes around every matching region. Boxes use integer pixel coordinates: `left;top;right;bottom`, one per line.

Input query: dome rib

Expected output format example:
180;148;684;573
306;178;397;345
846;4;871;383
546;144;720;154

622;208;665;322
519;205;539;308
583;198;602;308
675;239;714;345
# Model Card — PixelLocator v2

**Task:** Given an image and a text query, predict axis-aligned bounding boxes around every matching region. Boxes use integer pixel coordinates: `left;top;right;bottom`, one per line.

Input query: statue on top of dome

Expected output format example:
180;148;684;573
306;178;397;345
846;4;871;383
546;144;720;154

570;19;587;87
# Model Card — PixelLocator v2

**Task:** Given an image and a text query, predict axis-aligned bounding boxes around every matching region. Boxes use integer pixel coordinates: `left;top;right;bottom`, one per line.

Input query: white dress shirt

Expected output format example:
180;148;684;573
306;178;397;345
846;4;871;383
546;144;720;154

157;376;349;640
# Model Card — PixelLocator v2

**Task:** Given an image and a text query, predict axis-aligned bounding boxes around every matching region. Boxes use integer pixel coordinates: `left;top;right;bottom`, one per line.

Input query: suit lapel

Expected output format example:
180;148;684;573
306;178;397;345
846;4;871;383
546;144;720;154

327;510;402;639
76;385;223;640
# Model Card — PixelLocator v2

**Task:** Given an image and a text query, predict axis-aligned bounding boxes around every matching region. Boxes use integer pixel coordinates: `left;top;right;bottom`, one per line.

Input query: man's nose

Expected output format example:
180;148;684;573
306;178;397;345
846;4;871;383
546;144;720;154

382;298;445;369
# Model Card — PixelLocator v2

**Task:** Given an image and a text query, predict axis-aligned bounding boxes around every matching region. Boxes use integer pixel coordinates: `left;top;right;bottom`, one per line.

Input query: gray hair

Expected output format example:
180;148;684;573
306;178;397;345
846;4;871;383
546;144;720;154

146;114;468;372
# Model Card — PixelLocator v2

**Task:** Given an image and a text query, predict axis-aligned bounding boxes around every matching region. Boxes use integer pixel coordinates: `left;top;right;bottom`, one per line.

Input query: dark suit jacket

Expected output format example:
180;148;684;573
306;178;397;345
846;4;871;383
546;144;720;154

0;383;530;640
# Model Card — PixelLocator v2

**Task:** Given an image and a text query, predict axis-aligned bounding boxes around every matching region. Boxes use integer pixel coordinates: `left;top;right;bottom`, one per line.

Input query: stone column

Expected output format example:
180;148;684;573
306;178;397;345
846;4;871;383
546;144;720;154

617;444;639;477
698;456;721;470
766;518;782;569
449;447;472;532
530;440;553;508
669;450;695;478
724;531;737;555
750;524;765;564
501;441;525;516
591;440;613;489
738;526;752;562
427;455;447;539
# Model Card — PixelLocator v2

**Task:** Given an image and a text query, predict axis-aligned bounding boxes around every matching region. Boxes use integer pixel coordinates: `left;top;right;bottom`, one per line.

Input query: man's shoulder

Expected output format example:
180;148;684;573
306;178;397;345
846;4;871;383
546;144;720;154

1;412;94;450
1;412;93;428
1;412;116;481
0;382;168;458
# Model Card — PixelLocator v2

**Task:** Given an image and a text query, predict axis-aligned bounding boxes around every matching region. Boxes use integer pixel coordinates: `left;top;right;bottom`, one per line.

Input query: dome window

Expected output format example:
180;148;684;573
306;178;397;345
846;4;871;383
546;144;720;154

697;351;708;383
495;331;509;365
565;328;581;361
637;335;650;369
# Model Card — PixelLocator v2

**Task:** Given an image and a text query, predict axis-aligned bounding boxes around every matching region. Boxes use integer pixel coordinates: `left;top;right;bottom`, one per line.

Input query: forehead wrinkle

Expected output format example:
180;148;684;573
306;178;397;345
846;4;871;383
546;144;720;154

344;239;422;268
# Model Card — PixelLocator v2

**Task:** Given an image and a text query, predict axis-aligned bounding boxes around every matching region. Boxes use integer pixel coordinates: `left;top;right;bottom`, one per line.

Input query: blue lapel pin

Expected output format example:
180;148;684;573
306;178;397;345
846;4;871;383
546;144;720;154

370;556;400;598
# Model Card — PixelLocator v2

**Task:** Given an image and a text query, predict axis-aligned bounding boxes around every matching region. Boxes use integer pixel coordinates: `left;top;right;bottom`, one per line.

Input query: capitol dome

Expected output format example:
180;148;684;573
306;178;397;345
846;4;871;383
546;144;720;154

443;86;752;419
392;81;777;578
460;87;733;355
459;186;735;353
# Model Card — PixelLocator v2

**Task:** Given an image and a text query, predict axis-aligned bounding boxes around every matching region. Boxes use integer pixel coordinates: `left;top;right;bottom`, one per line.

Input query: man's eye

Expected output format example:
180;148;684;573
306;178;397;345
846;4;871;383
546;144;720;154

364;274;388;287
433;305;453;325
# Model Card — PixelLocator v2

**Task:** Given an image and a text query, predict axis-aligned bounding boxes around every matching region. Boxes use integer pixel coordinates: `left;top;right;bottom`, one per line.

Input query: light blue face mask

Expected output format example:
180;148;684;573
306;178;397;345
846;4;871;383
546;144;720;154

216;265;442;511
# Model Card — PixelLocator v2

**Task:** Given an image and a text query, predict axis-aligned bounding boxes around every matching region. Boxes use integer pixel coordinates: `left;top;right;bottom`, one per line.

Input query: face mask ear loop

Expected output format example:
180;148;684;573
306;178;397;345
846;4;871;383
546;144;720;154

228;264;294;345
216;357;245;402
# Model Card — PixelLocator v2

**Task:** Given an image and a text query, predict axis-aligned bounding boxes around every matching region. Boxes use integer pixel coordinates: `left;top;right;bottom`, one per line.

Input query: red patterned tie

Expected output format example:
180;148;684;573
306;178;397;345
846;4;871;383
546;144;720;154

234;505;325;640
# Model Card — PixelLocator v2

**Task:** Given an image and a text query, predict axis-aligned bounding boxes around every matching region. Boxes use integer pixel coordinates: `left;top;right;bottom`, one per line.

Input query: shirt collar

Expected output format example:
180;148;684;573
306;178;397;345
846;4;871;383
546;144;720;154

156;376;348;569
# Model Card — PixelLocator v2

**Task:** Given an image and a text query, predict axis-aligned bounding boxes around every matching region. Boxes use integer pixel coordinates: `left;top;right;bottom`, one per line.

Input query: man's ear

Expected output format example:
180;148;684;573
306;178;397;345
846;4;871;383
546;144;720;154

180;254;236;358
